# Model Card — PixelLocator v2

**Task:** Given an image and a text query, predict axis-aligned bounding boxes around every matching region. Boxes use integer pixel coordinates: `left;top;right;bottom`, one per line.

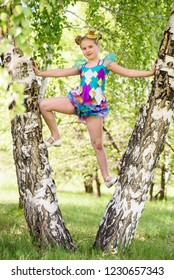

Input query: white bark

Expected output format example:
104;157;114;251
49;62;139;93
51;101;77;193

4;44;76;250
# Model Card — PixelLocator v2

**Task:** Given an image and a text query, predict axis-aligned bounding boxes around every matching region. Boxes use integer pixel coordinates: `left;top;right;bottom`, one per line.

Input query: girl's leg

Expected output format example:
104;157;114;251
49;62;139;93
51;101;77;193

85;116;110;181
39;97;74;142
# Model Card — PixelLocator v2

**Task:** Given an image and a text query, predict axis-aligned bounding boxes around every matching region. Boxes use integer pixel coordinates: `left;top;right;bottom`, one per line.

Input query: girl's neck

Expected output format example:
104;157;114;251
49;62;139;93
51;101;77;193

86;58;100;67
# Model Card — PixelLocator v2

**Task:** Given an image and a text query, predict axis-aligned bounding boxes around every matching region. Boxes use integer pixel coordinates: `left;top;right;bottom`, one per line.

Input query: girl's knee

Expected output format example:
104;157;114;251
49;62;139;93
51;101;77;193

39;99;47;111
91;139;103;151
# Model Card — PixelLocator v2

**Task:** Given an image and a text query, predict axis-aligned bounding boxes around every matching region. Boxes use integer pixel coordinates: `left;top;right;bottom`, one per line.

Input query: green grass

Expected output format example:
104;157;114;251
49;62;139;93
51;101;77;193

0;192;174;260
0;150;174;260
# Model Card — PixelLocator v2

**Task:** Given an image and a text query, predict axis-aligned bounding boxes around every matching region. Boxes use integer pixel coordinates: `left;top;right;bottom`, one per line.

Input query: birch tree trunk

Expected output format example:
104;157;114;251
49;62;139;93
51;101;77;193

94;4;174;252
3;45;76;251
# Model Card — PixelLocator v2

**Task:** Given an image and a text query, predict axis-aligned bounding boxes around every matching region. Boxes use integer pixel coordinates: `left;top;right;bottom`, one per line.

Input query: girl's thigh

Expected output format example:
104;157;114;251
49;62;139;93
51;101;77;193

39;97;75;115
85;116;103;142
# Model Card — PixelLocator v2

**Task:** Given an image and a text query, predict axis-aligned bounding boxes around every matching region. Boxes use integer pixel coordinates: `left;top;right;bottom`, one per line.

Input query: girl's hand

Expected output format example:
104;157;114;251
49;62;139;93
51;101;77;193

32;59;40;76
31;60;79;78
151;60;157;75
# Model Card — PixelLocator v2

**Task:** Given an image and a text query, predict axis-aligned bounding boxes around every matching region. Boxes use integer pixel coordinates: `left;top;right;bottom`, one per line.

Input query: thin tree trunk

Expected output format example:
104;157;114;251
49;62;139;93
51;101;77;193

94;168;101;197
84;174;93;193
159;163;167;200
3;44;76;251
103;126;121;154
94;4;174;252
154;151;168;200
38;49;52;100
159;152;169;200
148;182;154;201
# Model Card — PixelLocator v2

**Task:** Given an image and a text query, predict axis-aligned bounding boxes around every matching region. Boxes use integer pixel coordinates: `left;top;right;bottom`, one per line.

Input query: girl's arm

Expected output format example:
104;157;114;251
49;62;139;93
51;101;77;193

33;60;79;77
107;62;155;78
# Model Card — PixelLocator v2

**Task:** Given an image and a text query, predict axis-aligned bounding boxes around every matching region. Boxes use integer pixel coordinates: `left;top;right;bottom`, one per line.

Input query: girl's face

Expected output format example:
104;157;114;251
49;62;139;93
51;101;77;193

80;38;100;61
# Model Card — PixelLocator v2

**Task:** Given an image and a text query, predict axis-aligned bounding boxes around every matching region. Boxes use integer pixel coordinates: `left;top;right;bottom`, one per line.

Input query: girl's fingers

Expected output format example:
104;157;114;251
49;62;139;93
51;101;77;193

31;59;38;74
33;60;37;67
31;58;37;68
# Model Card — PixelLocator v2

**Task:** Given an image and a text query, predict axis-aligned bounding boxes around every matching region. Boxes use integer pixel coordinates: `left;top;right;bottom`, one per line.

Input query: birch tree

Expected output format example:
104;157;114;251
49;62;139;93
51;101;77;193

3;43;76;250
94;3;174;252
0;0;78;251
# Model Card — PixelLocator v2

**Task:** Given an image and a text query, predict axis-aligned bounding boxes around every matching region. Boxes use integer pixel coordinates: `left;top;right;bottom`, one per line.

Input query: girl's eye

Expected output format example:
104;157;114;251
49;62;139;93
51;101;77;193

81;45;94;50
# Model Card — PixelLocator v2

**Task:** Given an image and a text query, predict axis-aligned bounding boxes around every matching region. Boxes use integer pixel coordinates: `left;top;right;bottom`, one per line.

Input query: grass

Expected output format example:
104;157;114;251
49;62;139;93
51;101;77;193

0;192;174;260
0;150;174;260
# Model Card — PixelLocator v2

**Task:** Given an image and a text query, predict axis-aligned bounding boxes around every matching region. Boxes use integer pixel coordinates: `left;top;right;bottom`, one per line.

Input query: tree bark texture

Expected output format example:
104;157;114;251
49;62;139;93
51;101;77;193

3;45;76;250
94;4;174;252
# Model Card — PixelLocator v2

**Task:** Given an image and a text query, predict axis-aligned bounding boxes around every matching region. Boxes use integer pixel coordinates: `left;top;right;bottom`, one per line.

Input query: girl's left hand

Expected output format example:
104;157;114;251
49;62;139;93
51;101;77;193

151;60;157;75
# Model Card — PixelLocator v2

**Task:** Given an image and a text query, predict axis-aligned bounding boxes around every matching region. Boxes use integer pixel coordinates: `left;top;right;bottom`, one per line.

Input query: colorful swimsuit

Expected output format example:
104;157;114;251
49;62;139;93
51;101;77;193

67;52;116;121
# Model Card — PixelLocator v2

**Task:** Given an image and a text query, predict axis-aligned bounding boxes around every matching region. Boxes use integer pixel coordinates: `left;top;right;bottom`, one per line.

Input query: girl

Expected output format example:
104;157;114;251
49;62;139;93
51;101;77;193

33;28;155;188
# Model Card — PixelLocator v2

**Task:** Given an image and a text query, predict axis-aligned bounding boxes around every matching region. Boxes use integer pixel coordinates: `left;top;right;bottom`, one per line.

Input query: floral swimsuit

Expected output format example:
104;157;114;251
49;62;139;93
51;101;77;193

67;52;116;121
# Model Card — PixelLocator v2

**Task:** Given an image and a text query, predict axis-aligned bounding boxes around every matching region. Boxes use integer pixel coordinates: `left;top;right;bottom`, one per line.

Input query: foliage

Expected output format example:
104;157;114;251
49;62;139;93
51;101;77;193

0;0;33;55
28;0;77;61
1;0;174;196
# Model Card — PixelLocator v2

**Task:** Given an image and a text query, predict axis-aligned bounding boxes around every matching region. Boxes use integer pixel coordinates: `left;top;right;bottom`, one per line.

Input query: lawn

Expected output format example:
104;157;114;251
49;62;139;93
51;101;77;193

0;150;174;260
0;191;174;260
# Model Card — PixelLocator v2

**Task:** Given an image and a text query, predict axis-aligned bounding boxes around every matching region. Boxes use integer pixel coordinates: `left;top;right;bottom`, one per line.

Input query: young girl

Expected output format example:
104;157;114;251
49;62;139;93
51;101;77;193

33;28;155;188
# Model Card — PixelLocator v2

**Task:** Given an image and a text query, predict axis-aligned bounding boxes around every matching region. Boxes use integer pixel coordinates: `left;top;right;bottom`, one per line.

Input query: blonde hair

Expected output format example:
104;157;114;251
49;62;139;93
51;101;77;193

75;28;102;46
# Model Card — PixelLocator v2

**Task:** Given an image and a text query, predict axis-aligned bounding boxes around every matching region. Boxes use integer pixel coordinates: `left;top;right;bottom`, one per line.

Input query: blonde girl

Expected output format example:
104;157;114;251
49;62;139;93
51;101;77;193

33;28;155;188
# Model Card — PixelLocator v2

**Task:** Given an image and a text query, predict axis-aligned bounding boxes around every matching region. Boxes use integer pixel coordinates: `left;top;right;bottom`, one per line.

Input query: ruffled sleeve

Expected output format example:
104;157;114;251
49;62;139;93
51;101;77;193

72;58;87;71
103;52;116;74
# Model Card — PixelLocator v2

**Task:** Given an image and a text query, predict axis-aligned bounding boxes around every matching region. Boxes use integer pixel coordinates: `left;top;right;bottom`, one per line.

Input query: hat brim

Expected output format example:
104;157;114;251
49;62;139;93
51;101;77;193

85;34;97;39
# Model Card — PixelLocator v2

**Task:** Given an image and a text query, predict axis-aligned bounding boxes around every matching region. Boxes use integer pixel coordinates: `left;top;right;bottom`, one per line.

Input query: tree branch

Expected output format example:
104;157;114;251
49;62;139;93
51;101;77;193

66;10;86;23
166;141;174;153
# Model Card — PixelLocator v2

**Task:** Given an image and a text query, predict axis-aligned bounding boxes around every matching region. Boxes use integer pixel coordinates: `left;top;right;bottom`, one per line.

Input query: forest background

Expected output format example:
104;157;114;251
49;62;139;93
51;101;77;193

0;0;174;260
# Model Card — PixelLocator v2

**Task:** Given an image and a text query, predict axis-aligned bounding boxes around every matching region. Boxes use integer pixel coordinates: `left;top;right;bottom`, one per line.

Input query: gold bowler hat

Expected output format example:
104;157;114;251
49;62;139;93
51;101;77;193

85;28;97;39
75;28;102;45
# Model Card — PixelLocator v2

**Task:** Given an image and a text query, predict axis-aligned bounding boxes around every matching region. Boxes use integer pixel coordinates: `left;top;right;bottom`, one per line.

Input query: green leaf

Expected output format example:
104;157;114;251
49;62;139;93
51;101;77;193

0;38;10;56
39;0;48;12
14;5;23;16
46;4;52;14
15;34;27;45
21;18;30;29
23;7;32;17
0;12;8;22
14;27;22;37
0;68;12;91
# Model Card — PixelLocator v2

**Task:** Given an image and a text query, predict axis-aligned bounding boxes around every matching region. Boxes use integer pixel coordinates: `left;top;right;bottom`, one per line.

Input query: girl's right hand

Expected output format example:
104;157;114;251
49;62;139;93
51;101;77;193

32;59;40;76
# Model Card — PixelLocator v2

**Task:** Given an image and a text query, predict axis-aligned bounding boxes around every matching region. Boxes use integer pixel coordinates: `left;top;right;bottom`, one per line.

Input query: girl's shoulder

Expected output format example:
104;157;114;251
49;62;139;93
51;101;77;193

73;58;87;71
100;52;116;74
102;52;116;67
